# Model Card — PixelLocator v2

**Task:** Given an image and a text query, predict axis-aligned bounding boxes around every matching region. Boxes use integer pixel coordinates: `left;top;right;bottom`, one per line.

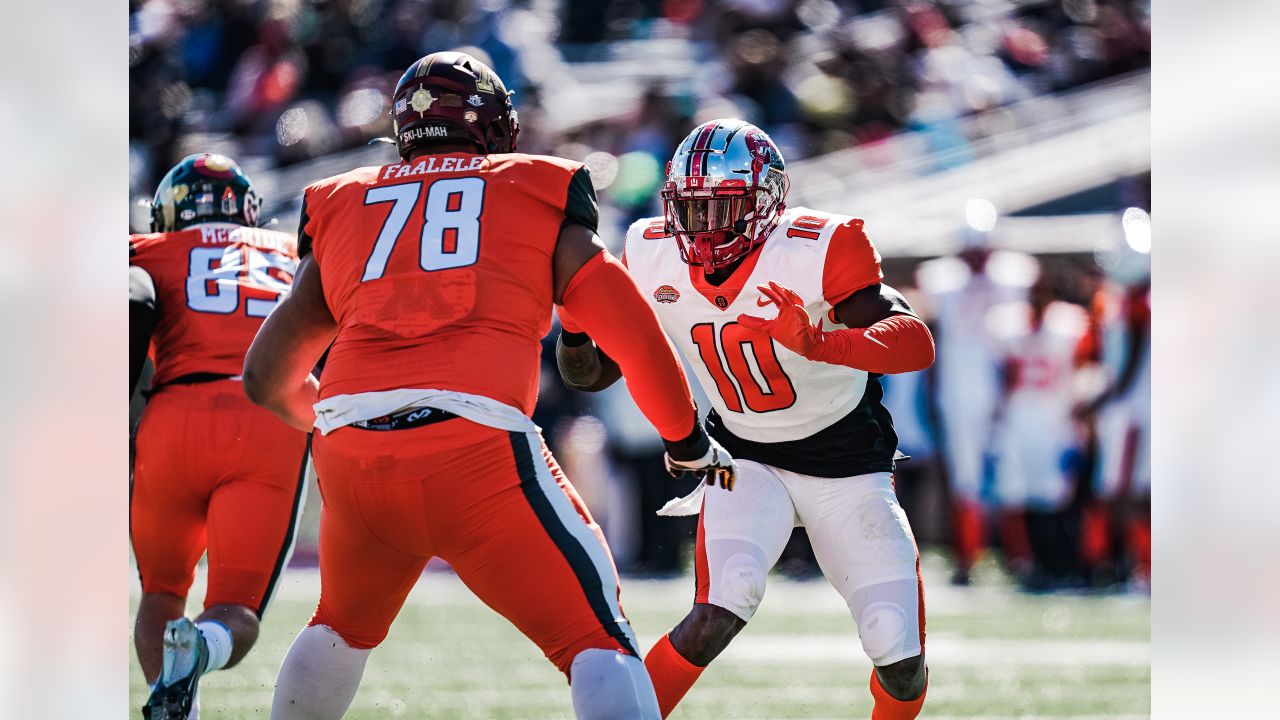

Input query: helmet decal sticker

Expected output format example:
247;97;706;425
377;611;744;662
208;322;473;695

410;88;436;114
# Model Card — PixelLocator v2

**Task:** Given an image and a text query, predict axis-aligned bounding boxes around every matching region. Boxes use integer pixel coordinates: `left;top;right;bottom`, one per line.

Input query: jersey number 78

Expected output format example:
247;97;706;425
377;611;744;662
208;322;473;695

360;177;486;281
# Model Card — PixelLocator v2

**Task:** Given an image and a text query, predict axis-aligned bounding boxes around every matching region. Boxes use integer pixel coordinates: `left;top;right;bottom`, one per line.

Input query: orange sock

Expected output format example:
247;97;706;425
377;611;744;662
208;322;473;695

870;668;927;720
952;500;985;572
644;634;705;718
1127;515;1151;581
1080;503;1112;570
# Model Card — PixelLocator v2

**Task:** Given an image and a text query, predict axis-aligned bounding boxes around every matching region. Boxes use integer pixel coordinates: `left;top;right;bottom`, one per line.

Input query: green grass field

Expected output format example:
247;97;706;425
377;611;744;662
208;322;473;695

129;553;1150;719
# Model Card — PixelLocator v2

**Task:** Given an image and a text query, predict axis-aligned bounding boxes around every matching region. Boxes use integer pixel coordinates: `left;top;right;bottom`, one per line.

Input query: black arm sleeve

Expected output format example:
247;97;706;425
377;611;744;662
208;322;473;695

130;265;158;395
832;282;918;328
562;166;599;233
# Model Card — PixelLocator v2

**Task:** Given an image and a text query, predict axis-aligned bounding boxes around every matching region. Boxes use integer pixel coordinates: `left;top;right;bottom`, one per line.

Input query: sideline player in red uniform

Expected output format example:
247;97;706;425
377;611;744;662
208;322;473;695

130;154;310;719
242;52;736;719
559;120;936;719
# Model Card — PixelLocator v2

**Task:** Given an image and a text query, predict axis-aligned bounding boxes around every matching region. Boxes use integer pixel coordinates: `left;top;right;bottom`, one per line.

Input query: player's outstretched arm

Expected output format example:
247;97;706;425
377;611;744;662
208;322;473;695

552;223;735;488
738;281;935;374
551;223;693;441
243;255;337;432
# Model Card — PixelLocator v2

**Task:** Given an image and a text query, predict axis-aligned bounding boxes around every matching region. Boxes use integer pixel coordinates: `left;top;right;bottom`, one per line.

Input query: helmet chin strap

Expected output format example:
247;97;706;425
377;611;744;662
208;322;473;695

694;235;716;273
695;223;754;274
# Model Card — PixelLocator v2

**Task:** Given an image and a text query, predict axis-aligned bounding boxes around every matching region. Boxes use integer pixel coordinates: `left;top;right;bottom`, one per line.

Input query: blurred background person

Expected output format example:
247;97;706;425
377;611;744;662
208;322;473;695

988;271;1090;590
916;231;1039;584
1077;227;1152;589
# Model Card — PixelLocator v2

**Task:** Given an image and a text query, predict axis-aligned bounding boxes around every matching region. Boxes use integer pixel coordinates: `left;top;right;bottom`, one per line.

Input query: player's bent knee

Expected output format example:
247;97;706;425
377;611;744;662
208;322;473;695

705;544;770;621
569;649;660;720
306;614;384;651
859;601;909;665
670;604;747;666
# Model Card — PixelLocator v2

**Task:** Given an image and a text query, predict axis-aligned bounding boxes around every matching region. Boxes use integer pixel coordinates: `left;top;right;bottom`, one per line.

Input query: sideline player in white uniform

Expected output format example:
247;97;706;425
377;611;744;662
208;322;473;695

916;238;1038;583
557;120;936;719
988;275;1089;586
989;278;1088;513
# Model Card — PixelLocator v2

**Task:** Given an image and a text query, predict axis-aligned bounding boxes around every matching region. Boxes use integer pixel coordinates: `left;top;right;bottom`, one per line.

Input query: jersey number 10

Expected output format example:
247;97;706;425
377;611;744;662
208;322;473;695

691;322;797;413
361;177;485;281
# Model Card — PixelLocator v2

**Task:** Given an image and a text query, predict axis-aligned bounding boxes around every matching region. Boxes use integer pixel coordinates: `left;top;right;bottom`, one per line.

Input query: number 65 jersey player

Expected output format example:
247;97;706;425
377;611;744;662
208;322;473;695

558;120;936;719
130;154;309;719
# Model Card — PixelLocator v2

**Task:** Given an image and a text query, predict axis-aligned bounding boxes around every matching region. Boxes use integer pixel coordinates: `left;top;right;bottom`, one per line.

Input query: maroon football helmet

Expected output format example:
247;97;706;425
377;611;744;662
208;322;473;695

391;51;519;159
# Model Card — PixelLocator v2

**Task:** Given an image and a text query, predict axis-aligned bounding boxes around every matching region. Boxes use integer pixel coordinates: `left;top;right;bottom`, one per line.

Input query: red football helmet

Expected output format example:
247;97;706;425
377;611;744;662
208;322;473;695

391;51;519;159
662;119;789;272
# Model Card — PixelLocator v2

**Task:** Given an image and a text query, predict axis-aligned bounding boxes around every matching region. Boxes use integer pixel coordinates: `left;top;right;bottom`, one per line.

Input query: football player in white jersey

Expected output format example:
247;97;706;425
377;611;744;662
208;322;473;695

988;273;1090;587
915;238;1039;584
557;119;936;719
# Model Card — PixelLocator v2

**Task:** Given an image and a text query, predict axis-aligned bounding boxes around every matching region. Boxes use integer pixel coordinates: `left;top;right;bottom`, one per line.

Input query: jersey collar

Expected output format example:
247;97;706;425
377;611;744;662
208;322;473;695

686;243;764;311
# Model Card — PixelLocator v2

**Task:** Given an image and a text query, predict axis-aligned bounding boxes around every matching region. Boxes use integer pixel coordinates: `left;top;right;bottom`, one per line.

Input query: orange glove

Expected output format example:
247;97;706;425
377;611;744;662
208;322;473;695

738;281;935;374
737;281;827;356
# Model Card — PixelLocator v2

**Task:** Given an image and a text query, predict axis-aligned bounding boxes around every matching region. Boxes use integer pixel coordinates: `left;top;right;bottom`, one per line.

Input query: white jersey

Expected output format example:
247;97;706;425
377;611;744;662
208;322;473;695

624;206;900;477
915;250;1038;497
988;300;1088;508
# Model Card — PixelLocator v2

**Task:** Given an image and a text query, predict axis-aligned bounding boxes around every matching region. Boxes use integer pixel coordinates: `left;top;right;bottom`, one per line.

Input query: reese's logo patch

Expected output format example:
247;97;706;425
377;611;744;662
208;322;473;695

653;285;680;303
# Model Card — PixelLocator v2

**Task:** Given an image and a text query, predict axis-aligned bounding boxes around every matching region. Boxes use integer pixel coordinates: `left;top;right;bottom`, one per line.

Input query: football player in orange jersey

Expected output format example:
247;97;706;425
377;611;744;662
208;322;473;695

130;154;310;719
559;120;936;719
241;52;736;720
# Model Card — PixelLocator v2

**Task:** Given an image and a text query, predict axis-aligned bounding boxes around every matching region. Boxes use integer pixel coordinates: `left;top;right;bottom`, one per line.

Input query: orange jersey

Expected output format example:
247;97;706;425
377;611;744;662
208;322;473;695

303;152;595;415
130;224;299;387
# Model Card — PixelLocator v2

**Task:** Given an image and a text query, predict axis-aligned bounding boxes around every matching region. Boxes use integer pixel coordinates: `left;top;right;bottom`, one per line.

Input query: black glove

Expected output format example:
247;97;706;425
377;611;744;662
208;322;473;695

663;423;737;491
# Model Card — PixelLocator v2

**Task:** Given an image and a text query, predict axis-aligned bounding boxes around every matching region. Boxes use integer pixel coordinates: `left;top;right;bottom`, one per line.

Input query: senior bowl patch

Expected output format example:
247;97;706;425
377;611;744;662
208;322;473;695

653;285;680;303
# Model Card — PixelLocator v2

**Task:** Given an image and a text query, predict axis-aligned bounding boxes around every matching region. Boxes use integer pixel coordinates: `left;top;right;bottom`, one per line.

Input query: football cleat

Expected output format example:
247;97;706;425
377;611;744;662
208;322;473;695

142;618;209;720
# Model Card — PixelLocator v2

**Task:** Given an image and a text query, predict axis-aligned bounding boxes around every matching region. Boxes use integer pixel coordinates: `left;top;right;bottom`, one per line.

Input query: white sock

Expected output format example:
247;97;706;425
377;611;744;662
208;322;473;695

569;649;660;720
271;624;371;720
186;691;199;720
196;620;234;672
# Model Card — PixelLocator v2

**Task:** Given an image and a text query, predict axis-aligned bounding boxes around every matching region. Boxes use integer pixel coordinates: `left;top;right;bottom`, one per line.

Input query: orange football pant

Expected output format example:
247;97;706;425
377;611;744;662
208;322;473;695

131;380;309;614
308;417;637;675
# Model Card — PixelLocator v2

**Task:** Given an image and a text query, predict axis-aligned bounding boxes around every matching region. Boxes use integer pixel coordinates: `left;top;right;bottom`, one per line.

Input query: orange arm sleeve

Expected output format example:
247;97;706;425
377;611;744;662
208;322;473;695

561;253;696;441
557;306;584;334
810;314;936;374
555;248;627;335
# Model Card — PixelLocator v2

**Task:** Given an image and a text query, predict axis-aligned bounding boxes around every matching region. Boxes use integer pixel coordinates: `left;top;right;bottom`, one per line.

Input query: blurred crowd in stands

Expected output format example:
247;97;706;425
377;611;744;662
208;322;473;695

130;0;1150;205
130;0;1152;592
